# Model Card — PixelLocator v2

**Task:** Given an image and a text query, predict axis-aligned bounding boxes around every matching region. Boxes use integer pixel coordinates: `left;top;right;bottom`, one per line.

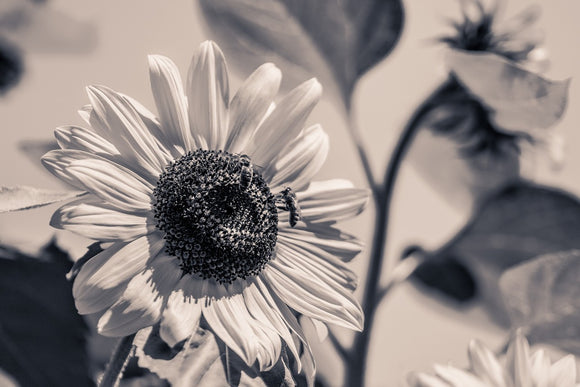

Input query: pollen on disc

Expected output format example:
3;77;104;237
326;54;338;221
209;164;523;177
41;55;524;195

152;150;278;284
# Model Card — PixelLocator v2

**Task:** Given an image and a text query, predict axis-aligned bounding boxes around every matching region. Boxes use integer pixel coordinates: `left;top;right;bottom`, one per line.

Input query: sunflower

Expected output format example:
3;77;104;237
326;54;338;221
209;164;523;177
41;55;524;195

409;330;579;387
441;0;548;70
42;41;367;371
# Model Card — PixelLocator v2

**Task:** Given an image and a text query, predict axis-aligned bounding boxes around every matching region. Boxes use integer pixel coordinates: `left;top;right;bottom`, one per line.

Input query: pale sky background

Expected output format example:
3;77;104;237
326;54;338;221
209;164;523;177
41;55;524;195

0;1;578;386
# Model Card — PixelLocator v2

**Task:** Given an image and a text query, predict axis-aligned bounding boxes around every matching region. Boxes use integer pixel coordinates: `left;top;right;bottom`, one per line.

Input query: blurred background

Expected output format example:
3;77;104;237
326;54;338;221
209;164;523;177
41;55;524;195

0;0;578;385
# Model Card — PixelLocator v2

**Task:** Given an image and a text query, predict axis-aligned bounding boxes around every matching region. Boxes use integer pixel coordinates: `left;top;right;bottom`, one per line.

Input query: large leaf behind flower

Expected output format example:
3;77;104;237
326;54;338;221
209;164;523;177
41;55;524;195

447;50;570;133
0;241;92;386
197;0;404;108
413;182;580;324
135;325;297;386
499;250;580;355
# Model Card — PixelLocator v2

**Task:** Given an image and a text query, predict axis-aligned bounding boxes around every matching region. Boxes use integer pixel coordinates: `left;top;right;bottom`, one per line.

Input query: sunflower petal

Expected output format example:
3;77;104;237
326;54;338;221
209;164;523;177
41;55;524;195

73;233;165;314
55;125;118;155
433;364;488;387
548;355;576;387
297;179;369;222
279;222;364;262
63;153;154;213
98;255;182;337
148;55;195;152
468;340;508;387
225;63;281;154
265;124;329;192
86;85;171;180
277;236;358;290
187;41;229;150
201;280;258;367
51;196;153;242
248;78;322;167
263;263;363;331
159;276;203;348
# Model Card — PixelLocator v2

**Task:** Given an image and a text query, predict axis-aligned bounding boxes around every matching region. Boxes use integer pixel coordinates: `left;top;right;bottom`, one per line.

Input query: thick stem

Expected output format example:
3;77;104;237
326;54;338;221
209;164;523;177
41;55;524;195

344;80;454;387
99;334;136;387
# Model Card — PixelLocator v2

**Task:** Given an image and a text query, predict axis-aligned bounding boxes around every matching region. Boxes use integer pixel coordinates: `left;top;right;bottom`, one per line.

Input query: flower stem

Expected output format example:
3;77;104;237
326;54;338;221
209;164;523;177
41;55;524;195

99;333;136;387
344;80;452;387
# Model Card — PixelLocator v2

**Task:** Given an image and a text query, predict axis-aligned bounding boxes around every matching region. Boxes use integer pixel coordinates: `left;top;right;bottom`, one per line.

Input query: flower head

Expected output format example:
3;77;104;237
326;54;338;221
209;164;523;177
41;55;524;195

442;0;548;70
409;330;579;387
42;41;367;372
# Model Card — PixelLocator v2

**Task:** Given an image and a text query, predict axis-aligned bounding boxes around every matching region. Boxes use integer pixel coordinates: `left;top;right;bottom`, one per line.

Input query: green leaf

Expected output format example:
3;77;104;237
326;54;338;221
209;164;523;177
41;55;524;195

197;0;404;108
135;325;296;387
499;250;580;355
0;185;84;212
0;242;93;387
447;50;570;134
415;182;580;324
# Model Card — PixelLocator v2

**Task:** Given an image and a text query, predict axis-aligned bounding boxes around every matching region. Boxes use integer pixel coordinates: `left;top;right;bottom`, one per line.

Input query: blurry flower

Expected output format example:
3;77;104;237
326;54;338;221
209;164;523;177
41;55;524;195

0;0;96;95
441;0;548;71
409;0;568;212
42;41;367;372
409;330;579;387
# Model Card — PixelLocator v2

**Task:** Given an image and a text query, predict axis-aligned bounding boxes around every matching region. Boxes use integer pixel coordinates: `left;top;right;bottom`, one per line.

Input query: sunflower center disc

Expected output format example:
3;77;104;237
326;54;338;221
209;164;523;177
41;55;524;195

153;150;278;284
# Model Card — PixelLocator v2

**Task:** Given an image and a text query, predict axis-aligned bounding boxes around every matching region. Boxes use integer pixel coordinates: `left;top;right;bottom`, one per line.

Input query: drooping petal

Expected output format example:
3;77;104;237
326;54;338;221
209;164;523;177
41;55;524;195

297;179;369;223
242;280;296;369
86;85;172;180
201;280;258;367
256;276;314;374
98;254;182;337
187;41;229;150
148;55;196;152
263;262;363;331
225;63;281;154
73;233;165;314
247;78;322;167
54;125;118;155
50;196;154;242
159;276;203;348
265;124;329;192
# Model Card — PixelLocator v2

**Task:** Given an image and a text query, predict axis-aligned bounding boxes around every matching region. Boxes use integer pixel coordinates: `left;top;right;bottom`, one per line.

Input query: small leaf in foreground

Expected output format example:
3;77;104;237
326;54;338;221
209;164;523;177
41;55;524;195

500;250;580;355
135;325;296;387
198;0;404;107
0;185;84;213
413;182;580;325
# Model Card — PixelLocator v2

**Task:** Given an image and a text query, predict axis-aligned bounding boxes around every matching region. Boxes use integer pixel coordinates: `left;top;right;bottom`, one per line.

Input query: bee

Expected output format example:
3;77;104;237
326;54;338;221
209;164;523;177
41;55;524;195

276;187;301;227
238;154;254;189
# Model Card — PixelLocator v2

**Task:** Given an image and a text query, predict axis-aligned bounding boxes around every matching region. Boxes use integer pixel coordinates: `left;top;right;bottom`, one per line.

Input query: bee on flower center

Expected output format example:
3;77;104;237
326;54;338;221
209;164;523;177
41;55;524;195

276;187;301;227
238;154;254;189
